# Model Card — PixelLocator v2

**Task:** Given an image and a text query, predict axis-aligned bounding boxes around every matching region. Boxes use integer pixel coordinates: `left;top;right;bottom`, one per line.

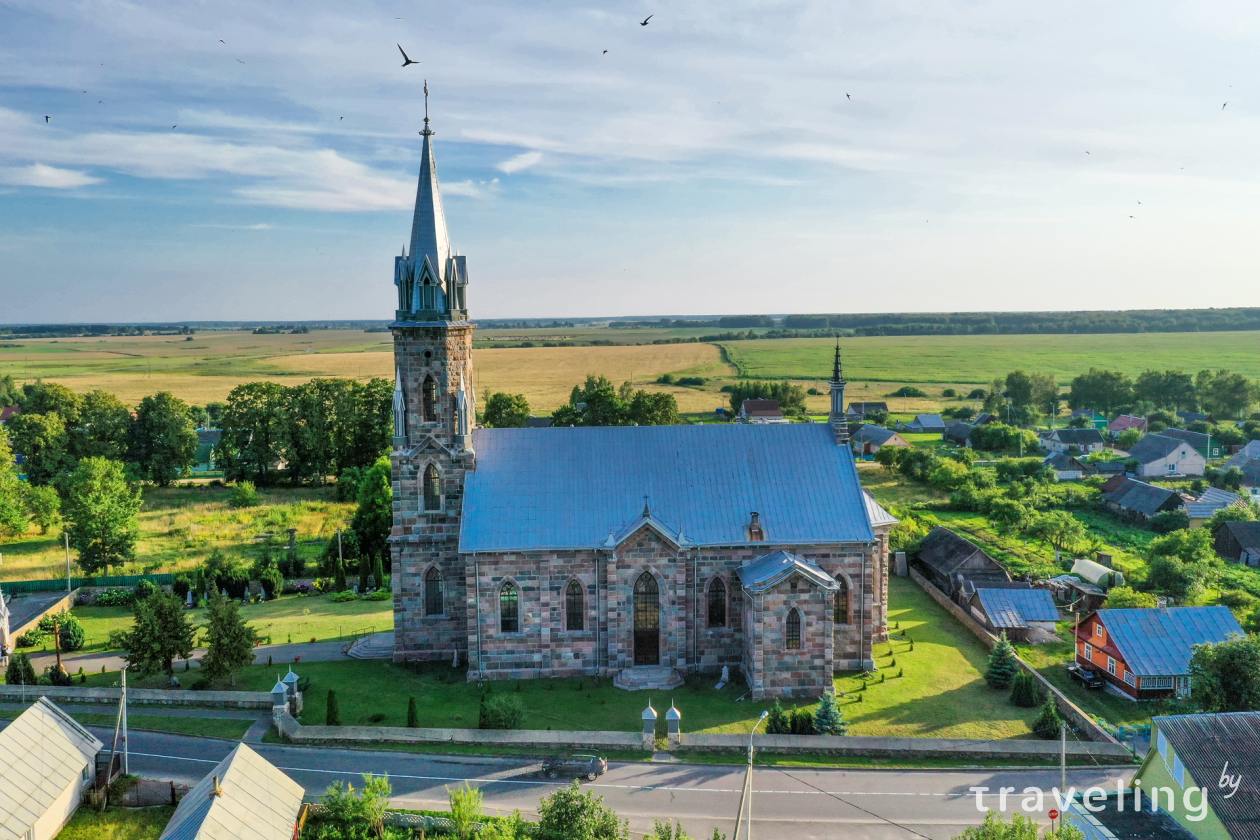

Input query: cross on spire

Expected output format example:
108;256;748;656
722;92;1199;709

422;80;432;136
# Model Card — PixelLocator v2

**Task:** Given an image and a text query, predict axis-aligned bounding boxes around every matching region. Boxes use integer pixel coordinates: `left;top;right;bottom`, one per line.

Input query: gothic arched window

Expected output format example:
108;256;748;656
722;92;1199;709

786;609;801;650
424;567;443;616
566;580;584;631
422;375;437;422
834;578;849;625
500;581;519;633
707;578;726;628
423;464;441;511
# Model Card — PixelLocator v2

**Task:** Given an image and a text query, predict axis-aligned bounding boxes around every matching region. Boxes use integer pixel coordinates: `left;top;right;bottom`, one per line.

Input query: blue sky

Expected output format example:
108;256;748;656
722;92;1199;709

3;1;1260;322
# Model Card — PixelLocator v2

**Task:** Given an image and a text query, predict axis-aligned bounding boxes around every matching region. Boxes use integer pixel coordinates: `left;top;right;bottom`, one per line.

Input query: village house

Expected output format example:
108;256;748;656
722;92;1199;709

913;526;1011;601
1137;712;1260;840
1069;409;1108;431
159;743;305;840
844;402;888;423
1101;476;1185;521
1074;607;1243;699
1184;487;1244;528
1224;440;1260;500
849;423;909;456
0;698;103;840
1043;451;1088;481
1213;520;1260;566
1176;410;1213;425
1044;427;1105;454
387;105;897;698
966;586;1060;642
1125;433;1206;478
942;421;975;447
1106;414;1147;436
904;414;947;433
738;399;788;425
1161;427;1224;459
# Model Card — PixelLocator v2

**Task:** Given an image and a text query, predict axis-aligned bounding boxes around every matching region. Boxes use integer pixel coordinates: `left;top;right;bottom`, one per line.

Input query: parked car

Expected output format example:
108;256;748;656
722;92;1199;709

1067;663;1105;689
540;753;607;781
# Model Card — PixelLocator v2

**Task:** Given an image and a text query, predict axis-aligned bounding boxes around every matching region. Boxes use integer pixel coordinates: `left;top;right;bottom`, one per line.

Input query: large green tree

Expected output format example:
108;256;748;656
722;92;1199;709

19;381;83;424
71;389;134;461
122;591;196;678
1134;370;1197;411
1144;528;1221;600
1196;369;1256;418
6;411;71;485
483;392;531;428
0;427;28;538
1068;368;1133;413
62;457;142;574
1026;511;1086;559
1189;635;1260;713
214;382;290;485
552;375;682;427
351;456;392;574
130;392;198;485
200;594;260;685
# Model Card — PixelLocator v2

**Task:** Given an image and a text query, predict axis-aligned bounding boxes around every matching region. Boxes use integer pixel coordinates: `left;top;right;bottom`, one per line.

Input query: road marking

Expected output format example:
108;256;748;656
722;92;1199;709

127;752;953;797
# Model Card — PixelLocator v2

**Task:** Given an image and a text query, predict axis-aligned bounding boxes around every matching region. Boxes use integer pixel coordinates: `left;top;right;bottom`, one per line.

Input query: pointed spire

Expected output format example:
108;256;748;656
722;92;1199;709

642;494;652;518
831;337;845;384
829;338;849;445
409;81;452;283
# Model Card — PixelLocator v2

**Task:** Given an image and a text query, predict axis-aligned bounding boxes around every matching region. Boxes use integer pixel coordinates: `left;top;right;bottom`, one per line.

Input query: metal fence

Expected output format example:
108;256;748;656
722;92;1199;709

0;573;176;595
110;779;189;808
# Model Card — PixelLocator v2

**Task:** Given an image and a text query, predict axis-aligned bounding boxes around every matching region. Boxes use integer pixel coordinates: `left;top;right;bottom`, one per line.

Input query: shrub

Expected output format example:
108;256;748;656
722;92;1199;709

1032;697;1063;739
1104;586;1159;609
133;579;159;602
479;692;525;730
229;481;260;509
259;568;283;600
14;631;42;648
407;696;419;728
93;588;135;608
48;666;74;686
326;689;341;726
334;466;365;502
984;632;1020;689
888;385;927;398
448;782;484;840
4;652;37;686
942;388;956;398
37;614;85;652
328;590;358;603
765;700;790;734
1149;509;1190;534
172;575;192;601
928;459;972;491
789;707;816;735
363;590;390;601
1009;671;1042;707
537;781;628;840
676;377;706;387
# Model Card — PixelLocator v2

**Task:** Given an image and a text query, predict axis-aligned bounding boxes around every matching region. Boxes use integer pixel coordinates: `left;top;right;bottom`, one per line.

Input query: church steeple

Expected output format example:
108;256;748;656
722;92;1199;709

394;82;469;323
828;339;849;445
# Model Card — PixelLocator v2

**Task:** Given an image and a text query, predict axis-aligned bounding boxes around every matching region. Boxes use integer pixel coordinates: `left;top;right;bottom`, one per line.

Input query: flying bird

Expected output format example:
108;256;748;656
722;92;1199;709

172;125;177;129
45;115;50;122
640;14;653;25
846;93;850;100
603;49;608;54
236;59;244;63
219;39;225;44
397;44;419;66
1222;102;1228;110
1085;151;1090;155
340;116;344;120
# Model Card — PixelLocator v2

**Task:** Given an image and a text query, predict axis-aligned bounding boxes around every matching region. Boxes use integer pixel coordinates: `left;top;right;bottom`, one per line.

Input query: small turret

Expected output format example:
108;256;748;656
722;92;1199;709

828;339;849;445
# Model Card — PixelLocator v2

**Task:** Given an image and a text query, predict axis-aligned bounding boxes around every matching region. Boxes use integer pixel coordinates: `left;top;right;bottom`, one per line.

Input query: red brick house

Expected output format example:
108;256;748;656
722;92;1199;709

1074;607;1244;699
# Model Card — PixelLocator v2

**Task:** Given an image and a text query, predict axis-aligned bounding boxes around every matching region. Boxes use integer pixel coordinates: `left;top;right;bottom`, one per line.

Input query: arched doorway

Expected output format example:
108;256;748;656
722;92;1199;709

633;572;660;666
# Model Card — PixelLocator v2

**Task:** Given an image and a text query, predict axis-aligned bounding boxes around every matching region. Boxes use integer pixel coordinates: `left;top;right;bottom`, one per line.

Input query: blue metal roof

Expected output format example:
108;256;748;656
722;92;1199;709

460;423;876;553
975;588;1059;629
738;550;840;593
1098;607;1244;676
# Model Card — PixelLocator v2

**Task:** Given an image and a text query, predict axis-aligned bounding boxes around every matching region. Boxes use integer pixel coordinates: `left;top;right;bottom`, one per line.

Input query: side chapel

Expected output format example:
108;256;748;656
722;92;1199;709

389;98;897;698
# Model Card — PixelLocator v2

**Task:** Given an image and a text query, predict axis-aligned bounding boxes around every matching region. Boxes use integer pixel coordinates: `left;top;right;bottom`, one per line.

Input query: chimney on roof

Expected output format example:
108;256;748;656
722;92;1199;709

748;511;764;542
210;775;223;798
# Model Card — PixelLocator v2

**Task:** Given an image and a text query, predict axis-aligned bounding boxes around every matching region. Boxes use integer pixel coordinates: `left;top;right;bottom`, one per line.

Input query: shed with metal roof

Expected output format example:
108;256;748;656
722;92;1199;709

159;743;304;840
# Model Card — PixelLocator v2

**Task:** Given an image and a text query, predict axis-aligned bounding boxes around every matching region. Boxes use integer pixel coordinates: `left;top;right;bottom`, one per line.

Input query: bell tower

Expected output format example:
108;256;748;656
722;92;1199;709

828;340;849;444
390;83;475;662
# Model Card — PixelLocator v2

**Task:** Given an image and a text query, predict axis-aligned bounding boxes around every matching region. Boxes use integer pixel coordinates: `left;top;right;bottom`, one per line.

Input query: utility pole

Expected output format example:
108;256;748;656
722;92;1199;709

64;531;72;593
122;666;130;775
1060;721;1067;797
733;710;769;840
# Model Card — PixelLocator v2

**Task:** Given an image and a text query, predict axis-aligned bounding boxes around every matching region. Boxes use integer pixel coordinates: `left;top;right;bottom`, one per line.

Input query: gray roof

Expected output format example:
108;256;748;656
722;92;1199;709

846;402;888;415
916;526;1008;580
910;414;946;428
1126;433;1191;463
460;423;876;553
0;698;102;840
1043;452;1086;471
196;429;221;446
851;424;897;446
1162;427;1211;450
1226;440;1260;469
1153;712;1260;840
862;490;898;529
1092;460;1126;474
160;743;304;840
1101;478;1181;516
408;127;452;280
1051;428;1104;445
975;587;1059;629
944;421;974;441
1219;520;1260;551
737;550;840;593
1097;607;1243;676
1176;410;1211;424
1185;487;1241;519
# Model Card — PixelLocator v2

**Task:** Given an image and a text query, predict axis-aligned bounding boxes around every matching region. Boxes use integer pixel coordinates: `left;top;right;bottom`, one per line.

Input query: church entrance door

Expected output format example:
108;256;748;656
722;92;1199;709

633;572;660;666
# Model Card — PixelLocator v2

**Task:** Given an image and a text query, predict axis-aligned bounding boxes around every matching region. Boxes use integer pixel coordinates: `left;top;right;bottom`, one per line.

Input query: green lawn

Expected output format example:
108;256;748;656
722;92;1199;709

857;464;949;507
0;707;253;740
15;593;394;655
55;806;174;840
77;576;1036;741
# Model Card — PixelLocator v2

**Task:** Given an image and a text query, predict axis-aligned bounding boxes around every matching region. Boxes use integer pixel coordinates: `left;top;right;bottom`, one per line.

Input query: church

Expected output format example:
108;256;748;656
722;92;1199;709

388;103;897;699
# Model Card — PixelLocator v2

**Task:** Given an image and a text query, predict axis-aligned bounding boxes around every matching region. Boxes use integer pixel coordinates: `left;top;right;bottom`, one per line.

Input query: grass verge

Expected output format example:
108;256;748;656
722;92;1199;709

54;805;176;840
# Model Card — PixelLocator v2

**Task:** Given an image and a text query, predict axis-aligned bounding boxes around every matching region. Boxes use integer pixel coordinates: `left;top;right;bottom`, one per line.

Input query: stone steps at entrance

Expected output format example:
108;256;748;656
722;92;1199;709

614;666;684;691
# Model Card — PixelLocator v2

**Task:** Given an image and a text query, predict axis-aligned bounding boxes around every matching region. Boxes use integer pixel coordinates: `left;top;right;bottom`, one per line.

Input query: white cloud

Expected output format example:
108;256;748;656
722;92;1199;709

0;163;102;189
497;151;543;173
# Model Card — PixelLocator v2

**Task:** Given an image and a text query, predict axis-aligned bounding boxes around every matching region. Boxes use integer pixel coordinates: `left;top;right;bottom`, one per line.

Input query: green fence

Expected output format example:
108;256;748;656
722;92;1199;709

0;573;176;595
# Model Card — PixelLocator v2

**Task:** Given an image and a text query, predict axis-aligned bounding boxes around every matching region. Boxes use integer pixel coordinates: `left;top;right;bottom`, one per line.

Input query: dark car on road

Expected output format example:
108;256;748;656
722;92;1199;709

1067;663;1105;689
540;753;607;781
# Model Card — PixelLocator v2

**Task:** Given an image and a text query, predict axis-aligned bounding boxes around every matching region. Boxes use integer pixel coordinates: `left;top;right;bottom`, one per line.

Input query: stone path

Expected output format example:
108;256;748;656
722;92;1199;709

29;639;353;675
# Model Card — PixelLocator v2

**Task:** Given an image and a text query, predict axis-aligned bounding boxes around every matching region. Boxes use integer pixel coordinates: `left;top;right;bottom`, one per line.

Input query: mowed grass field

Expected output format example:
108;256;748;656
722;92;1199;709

721;331;1260;384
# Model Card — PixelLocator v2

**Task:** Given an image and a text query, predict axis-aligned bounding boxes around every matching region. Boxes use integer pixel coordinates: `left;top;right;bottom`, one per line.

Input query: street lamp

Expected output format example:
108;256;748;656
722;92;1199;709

733;710;769;840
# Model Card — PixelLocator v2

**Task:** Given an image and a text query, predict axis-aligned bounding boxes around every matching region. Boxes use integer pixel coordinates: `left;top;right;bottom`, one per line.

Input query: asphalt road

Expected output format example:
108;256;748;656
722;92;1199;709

102;728;1134;839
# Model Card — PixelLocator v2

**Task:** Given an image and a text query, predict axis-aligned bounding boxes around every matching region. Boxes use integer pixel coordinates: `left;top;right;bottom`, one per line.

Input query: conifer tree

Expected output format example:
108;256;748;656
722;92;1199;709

333;551;347;592
765;700;790;735
984;632;1020;689
812;690;848;735
1032;696;1063;740
327;689;342;726
1009;671;1042;707
407;696;419;728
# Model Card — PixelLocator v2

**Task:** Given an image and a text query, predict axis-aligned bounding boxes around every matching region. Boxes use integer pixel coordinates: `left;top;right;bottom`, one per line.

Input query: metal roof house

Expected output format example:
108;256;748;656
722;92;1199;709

159;743;305;840
1186;487;1244;525
738;399;787;424
1075;607;1244;699
1043;452;1088;481
1214;520;1260;566
913;526;1011;600
904;414;946;433
942;421;975;447
385;102;897;698
0;697;102;840
845;402;888;421
1044;427;1105;454
850;423;908;456
1138;712;1260;840
1101;477;1184;521
1069;409;1108;431
966;587;1059;642
1126;433;1206;478
1162;427;1224;460
1225;441;1260;500
1106;414;1147;435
